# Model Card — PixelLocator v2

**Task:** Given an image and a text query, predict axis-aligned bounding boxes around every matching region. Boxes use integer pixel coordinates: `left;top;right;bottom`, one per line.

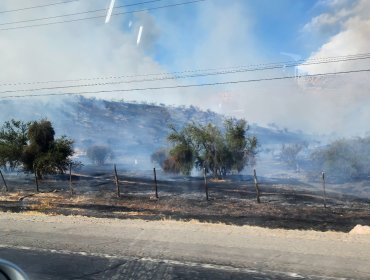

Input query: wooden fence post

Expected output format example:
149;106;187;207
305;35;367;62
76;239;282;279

0;169;8;192
153;167;158;199
34;170;39;192
69;163;73;195
203;168;209;201
322;171;327;208
253;169;261;203
114;164;120;197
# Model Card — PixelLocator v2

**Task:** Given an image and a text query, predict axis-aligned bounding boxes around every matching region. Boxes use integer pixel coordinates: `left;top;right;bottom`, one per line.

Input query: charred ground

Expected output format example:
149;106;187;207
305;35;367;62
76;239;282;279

1;168;369;232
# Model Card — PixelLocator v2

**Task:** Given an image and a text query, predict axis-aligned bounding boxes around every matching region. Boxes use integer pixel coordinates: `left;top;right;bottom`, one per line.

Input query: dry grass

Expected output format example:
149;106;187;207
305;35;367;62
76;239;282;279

29;200;53;211
209;178;227;183
70;195;91;204
21;211;53;216
0;192;28;201
112;211;149;216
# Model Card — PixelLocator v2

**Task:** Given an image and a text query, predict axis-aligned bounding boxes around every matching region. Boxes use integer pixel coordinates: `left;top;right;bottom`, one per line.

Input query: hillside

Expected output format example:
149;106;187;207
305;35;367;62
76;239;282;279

0;96;311;168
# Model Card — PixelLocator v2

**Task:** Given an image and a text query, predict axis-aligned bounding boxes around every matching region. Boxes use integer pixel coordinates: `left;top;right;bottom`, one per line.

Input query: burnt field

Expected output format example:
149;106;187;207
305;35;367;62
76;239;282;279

1;167;370;232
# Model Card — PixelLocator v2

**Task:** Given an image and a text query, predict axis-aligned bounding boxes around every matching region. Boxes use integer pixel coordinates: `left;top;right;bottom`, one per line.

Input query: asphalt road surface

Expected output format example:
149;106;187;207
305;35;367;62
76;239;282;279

1;212;370;279
0;246;323;280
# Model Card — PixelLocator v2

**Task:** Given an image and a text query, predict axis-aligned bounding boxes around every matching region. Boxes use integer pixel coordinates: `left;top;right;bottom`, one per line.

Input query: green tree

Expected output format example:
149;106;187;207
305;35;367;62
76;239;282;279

225;118;257;173
167;125;194;175
166;118;257;178
22;120;75;179
0;119;29;171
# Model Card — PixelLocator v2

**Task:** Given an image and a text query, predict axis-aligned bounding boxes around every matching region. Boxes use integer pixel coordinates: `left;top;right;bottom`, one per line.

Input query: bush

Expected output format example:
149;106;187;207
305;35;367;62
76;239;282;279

310;137;370;180
86;145;113;165
279;143;306;168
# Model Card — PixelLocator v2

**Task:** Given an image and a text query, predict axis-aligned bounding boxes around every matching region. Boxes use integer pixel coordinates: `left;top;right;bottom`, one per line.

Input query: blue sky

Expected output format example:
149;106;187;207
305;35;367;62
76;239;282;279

246;0;318;57
129;0;331;72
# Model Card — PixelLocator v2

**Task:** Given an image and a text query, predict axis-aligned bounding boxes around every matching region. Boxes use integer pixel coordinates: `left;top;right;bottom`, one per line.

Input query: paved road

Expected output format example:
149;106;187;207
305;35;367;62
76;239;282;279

0;246;319;280
1;212;370;279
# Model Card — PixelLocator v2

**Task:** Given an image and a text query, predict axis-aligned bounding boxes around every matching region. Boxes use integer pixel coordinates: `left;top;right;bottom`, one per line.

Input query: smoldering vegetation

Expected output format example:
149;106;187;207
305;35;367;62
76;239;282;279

310;137;370;180
1;96;370;231
1;166;370;232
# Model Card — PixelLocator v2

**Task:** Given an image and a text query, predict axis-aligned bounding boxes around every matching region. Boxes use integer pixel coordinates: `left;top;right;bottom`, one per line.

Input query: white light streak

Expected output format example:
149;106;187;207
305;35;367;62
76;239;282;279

105;0;116;24
137;26;143;45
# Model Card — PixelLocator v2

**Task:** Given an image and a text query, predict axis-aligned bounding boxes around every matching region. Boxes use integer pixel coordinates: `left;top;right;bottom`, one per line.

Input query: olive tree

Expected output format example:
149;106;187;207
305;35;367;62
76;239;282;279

165;118;257;178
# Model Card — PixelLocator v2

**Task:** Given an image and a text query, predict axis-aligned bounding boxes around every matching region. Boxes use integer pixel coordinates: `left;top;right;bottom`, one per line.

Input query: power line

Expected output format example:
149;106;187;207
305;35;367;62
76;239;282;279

1;68;369;99
1;53;369;89
0;0;165;27
0;0;206;31
0;1;80;14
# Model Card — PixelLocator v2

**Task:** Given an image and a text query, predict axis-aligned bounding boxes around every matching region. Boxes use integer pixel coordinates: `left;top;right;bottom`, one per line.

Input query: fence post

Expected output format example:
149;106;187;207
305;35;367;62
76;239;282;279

0;169;8;192
253;169;261;203
114;164;120;197
153;167;158;199
34;170;39;192
322;171;327;208
69;163;73;195
203;168;209;201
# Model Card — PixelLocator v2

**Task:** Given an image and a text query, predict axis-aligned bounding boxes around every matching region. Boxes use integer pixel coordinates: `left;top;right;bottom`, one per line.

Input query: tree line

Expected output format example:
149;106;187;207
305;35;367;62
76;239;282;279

1;117;258;181
2;117;367;183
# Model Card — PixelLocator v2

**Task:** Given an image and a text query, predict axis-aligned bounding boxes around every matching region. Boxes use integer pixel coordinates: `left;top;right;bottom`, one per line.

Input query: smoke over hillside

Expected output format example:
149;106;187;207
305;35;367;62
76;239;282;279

2;95;370;201
0;96;311;170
